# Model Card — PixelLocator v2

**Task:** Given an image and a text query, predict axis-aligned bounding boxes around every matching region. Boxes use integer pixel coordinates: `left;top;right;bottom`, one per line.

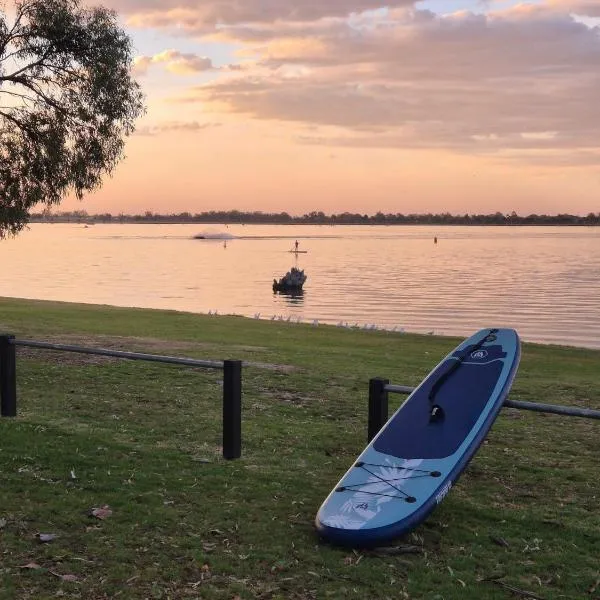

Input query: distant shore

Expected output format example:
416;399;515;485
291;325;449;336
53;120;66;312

30;210;600;226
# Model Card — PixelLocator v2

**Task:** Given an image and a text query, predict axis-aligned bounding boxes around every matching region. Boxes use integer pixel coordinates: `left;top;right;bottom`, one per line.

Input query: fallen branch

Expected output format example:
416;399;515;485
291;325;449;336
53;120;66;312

369;545;424;556
483;578;545;600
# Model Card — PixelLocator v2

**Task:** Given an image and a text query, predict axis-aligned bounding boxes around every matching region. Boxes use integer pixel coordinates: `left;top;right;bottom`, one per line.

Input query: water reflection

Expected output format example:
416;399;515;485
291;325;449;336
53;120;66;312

273;289;305;305
1;223;599;348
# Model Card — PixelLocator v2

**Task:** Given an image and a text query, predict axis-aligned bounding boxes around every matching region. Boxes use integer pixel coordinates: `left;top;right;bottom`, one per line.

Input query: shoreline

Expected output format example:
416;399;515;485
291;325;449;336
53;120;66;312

1;295;598;353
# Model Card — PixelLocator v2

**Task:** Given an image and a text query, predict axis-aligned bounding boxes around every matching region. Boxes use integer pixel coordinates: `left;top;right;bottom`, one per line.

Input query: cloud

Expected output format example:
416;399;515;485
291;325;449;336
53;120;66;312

134;121;221;135
107;0;600;162
173;5;600;159
547;0;600;17
498;149;600;167
133;50;214;76
112;0;600;37
97;0;417;32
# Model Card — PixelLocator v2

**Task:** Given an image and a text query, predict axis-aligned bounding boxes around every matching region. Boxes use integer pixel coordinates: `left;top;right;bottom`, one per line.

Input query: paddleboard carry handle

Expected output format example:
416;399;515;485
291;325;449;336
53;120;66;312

430;404;445;422
428;328;499;423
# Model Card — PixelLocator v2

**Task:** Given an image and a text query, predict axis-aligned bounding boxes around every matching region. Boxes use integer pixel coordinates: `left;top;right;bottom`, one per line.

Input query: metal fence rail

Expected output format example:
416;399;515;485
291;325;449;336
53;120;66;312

368;377;600;442
0;334;242;459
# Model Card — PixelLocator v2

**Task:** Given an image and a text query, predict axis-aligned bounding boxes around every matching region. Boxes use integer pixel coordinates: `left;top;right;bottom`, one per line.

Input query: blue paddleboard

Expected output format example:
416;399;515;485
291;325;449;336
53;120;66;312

315;328;521;547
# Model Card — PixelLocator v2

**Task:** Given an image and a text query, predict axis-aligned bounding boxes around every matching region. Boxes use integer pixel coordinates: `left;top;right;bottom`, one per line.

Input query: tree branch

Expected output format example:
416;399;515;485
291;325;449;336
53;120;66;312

0;108;38;139
0;0;145;237
9;4;30;38
3;44;55;79
44;62;88;84
0;87;39;105
0;3;31;58
0;72;67;115
0;38;39;65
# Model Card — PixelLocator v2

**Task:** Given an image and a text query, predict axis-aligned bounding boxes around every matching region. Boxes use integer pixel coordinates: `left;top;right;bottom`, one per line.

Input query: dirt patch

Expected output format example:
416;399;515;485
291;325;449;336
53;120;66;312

244;361;298;373
14;334;208;366
14;333;296;371
16;345;118;366
259;389;313;405
24;333;214;352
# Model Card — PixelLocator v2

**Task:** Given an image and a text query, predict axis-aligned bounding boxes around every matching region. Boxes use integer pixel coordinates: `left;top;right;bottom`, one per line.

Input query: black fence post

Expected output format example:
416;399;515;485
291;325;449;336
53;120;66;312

0;335;17;417
368;377;389;443
222;359;242;459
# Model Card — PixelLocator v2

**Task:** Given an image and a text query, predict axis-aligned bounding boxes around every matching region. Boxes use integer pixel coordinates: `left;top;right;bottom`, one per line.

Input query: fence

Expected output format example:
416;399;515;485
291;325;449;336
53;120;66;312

367;377;600;442
0;334;242;460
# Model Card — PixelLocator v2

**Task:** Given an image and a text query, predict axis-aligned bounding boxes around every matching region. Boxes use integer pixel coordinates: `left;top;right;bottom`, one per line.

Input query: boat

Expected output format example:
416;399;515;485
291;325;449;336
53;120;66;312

193;228;234;240
273;267;307;292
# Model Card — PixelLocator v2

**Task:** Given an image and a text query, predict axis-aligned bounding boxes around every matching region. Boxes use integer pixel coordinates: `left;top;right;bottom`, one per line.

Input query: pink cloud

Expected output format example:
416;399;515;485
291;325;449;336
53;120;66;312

134;121;221;135
546;0;600;17
100;0;600;162
133;50;213;76
173;6;600;160
93;0;416;31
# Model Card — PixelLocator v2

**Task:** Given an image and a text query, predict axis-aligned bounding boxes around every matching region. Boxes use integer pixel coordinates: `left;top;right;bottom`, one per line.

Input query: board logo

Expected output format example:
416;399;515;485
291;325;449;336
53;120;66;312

471;349;488;360
354;502;369;511
435;482;452;504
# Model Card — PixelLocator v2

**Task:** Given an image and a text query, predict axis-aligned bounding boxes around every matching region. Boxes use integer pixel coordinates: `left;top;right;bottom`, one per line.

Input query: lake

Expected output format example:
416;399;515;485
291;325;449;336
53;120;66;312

1;223;598;349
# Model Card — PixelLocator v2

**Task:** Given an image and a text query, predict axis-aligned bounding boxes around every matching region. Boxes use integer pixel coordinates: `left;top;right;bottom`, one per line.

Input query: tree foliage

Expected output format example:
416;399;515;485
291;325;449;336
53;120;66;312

0;0;145;236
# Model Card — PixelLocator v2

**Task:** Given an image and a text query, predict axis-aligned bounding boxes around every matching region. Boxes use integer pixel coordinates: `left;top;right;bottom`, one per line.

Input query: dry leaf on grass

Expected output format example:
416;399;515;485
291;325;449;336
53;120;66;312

370;545;423;556
90;505;112;520
50;571;78;582
490;536;510;547
20;563;43;570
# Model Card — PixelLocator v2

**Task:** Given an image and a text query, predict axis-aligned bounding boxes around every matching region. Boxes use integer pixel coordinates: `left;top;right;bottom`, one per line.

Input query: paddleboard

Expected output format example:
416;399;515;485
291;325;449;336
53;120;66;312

315;328;521;547
288;250;308;253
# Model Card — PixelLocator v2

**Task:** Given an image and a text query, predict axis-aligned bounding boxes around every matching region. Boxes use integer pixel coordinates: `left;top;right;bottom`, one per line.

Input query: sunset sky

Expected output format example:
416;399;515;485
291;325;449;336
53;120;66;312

62;0;600;216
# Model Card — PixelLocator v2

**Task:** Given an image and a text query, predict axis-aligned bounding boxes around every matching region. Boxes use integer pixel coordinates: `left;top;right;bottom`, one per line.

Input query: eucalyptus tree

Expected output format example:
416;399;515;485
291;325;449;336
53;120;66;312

0;0;144;236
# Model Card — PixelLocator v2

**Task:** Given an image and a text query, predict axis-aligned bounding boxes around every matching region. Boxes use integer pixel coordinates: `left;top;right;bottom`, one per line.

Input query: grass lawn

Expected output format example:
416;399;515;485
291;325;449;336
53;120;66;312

0;297;598;600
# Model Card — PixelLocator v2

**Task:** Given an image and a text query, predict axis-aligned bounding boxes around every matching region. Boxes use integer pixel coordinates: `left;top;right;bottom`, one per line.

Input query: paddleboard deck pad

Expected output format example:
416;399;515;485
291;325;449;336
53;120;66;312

315;328;521;547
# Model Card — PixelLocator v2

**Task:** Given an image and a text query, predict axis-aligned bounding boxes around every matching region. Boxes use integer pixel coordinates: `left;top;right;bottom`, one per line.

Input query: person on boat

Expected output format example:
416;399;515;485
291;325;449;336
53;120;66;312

294;240;299;252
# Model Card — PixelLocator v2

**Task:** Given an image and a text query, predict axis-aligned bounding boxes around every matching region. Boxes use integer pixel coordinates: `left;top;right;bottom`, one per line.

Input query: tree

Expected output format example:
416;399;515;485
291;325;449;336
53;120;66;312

0;0;144;237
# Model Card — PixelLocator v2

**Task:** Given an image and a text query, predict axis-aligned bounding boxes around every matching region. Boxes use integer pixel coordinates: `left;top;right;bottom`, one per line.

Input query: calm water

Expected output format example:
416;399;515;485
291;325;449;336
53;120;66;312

1;223;599;349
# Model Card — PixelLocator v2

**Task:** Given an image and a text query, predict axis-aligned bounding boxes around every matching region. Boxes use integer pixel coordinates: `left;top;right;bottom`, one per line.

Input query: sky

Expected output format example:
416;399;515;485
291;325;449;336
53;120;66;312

58;0;600;216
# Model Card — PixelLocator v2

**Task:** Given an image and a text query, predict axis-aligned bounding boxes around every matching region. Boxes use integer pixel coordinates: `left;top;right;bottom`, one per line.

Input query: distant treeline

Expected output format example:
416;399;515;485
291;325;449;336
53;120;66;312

30;210;600;225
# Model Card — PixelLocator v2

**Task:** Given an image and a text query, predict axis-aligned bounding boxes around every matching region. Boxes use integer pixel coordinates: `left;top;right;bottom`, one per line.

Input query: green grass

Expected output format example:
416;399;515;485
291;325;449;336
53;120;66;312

0;297;598;600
